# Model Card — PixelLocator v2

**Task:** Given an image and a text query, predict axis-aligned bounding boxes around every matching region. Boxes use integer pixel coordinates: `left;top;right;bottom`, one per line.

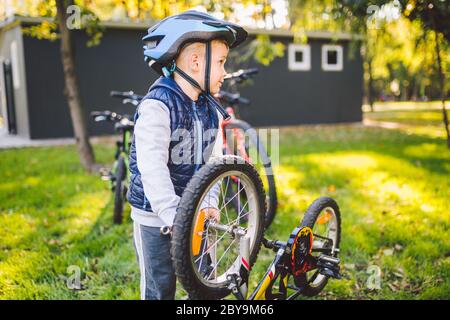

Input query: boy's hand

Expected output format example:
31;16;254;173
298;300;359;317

201;207;220;223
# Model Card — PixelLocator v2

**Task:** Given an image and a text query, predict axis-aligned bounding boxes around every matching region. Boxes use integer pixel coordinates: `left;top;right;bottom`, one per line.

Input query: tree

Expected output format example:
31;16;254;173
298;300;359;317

336;0;449;147
8;0;104;172
55;0;97;171
403;0;450;146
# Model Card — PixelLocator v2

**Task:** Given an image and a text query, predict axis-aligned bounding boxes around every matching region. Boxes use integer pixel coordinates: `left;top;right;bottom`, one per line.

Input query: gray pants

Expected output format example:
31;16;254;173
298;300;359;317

133;221;176;300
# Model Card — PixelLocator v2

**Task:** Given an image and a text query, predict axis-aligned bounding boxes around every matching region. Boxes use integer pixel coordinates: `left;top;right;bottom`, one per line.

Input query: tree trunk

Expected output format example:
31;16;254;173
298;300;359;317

367;56;375;112
411;76;419;101
137;0;141;20
56;0;96;171
433;31;450;148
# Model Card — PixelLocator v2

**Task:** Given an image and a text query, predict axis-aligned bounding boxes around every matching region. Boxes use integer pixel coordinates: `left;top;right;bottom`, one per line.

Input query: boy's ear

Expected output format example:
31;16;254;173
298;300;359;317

190;52;202;72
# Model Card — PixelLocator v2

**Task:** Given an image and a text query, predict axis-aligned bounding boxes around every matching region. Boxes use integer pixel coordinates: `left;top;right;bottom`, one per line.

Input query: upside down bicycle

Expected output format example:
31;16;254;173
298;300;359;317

169;155;342;300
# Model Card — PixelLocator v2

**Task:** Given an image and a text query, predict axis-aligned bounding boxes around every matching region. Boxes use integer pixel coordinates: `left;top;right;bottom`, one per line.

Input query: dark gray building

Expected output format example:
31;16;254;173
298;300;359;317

0;15;363;140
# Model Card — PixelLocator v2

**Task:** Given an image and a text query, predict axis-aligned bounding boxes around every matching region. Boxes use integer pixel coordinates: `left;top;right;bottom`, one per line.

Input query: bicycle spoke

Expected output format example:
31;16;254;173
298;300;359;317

227;207;252;227
194;207;252;271
237;198;248;221
218;182;244;212
206;238;237;281
219;178;231;224
237;178;241;219
210;229;218;279
194;227;229;264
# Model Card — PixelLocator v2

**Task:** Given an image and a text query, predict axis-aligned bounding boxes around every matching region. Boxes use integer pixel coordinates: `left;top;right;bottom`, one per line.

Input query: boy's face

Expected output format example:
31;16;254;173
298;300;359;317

206;40;229;95
176;40;229;95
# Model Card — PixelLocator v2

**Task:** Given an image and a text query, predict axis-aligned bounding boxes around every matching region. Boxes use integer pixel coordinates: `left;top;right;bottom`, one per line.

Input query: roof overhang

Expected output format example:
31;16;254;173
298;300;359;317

1;15;364;41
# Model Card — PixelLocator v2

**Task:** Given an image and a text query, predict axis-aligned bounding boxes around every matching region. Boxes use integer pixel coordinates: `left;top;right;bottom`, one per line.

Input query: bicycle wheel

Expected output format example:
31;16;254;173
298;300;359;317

172;156;266;300
224;120;277;228
113;156;126;224
294;197;341;296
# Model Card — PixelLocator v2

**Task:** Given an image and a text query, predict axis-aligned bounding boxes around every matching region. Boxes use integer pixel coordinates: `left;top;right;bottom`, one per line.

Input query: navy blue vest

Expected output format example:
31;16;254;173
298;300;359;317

127;76;220;212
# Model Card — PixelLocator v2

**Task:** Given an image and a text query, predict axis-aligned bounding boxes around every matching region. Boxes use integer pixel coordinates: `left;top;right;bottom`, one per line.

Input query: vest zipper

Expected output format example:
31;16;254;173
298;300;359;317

192;101;203;171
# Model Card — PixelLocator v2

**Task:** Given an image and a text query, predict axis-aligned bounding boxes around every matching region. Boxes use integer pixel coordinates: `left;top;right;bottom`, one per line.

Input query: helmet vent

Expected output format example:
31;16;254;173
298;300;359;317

144;35;165;49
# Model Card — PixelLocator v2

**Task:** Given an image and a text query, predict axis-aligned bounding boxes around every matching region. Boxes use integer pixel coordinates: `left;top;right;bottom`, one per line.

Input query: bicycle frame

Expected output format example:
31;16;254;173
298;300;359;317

225;226;339;300
110;127;132;188
117;128;132;161
221;107;251;162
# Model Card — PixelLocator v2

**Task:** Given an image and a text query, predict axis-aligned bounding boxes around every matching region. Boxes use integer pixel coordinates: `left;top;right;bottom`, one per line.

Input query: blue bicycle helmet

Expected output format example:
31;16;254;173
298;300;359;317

143;10;247;75
142;10;248;120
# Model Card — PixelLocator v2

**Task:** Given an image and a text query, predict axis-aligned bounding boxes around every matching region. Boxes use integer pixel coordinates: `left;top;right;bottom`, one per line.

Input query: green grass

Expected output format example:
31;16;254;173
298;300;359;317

365;109;443;126
364;101;449;139
0;145;138;299
0;111;449;299
260;125;450;299
364;100;449;112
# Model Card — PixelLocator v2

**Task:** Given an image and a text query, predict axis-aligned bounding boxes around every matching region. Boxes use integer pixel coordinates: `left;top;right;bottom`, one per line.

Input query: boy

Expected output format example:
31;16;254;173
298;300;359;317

127;11;248;300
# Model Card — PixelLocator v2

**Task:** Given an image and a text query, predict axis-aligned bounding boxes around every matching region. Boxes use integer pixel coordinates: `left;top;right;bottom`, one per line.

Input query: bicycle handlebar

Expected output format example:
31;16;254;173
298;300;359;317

110;90;143;106
90;110;123;122
224;68;259;82
91;110;134;132
217;90;250;106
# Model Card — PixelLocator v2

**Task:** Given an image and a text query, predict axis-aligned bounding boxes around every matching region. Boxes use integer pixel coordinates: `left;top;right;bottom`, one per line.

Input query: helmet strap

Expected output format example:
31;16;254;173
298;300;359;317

173;41;230;120
205;41;211;95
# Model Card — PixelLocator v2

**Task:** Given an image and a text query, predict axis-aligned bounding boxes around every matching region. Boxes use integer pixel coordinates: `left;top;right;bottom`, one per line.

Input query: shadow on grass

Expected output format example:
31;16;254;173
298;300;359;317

278;126;449;176
264;127;449;299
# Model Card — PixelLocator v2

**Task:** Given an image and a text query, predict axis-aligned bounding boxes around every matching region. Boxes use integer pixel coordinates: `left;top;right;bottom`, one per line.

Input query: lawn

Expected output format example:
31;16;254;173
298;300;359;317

364;100;449;139
0;104;449;299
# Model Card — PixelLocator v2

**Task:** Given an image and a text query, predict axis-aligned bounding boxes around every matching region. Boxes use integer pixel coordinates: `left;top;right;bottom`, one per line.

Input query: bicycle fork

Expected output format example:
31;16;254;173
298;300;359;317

226;234;250;300
207;221;250;300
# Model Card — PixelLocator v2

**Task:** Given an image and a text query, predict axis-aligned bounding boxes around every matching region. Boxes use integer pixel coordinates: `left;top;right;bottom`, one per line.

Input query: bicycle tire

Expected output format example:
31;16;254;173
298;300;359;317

295;197;341;296
113;156;126;224
172;156;266;300
224;119;278;228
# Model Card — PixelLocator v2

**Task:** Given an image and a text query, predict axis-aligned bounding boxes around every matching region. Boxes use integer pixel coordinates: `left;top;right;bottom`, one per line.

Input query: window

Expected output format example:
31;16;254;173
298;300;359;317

288;44;311;71
322;45;343;71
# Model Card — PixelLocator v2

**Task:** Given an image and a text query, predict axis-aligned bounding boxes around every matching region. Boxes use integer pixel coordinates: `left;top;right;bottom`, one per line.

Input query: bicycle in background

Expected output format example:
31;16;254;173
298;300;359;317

218;68;278;228
90;91;140;223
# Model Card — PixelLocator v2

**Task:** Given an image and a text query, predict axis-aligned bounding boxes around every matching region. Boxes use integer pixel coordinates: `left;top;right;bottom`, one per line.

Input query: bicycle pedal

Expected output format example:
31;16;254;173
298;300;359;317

99;168;113;181
318;254;339;263
319;266;342;279
101;175;113;181
99;167;110;175
317;255;341;279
